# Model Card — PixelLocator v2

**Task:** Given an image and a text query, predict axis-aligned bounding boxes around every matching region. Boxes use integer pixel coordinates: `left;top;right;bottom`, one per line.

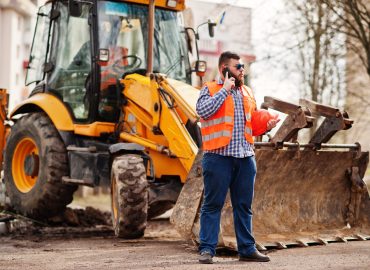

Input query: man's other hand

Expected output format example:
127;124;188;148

267;118;280;131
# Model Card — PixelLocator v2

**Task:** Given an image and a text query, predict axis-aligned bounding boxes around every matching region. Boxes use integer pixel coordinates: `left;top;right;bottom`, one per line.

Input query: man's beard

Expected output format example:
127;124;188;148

230;70;244;87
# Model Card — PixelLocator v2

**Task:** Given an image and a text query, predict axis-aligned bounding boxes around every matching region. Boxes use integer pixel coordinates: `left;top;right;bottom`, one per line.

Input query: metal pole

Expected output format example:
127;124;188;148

254;142;360;150
147;0;155;75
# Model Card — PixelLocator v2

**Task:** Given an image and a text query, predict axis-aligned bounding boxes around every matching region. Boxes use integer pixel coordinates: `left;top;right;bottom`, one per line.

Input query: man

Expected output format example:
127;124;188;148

196;51;279;264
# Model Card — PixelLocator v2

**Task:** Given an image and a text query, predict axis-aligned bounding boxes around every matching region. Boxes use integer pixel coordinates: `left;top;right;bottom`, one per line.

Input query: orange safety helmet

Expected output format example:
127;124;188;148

251;109;279;136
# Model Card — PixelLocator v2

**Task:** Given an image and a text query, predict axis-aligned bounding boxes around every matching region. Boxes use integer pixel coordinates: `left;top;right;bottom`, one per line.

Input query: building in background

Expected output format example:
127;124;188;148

0;0;45;110
185;0;255;85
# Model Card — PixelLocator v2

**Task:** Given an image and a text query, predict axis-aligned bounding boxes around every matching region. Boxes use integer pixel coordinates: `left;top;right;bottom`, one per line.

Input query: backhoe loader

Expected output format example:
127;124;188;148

1;0;369;249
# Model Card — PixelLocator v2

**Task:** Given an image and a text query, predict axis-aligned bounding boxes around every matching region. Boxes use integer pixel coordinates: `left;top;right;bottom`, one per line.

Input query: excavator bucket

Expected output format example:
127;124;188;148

171;97;370;250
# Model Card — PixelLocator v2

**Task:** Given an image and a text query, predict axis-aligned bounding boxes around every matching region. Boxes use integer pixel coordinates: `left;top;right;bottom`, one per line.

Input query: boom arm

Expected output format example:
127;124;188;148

119;73;199;181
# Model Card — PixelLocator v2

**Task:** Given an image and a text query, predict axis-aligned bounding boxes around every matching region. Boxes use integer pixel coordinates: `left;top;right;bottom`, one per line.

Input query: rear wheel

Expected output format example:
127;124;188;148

4;112;77;219
111;155;148;238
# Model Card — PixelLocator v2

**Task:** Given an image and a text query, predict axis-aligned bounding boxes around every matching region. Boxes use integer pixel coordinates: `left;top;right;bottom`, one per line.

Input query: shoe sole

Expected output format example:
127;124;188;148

239;258;270;262
199;259;213;264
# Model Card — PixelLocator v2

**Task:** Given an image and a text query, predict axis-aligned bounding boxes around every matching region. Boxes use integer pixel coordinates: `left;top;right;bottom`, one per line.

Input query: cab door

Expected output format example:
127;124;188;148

46;2;93;122
26;2;53;86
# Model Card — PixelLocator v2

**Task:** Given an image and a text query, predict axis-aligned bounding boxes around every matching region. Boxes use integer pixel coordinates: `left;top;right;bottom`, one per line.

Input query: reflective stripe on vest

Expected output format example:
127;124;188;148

245;126;253;135
201;116;233;128
202;130;232;142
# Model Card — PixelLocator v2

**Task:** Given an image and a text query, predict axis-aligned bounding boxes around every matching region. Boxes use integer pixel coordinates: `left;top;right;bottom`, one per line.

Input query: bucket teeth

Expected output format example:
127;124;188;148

296;240;309;247
355;234;367;241
254;233;370;250
317;238;329;245
255;242;267;251
335;236;347;243
276;242;287;249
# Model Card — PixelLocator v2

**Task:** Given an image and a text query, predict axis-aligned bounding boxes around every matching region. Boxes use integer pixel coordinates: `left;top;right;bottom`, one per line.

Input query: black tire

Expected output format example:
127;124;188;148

4;112;77;219
111;155;148;238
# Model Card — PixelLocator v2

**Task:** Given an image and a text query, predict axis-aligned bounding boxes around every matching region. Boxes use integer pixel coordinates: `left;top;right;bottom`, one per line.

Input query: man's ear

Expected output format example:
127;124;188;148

219;65;224;75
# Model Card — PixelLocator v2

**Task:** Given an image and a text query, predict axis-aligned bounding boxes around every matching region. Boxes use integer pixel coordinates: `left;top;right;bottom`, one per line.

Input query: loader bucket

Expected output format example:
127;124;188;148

171;97;370;250
219;148;370;249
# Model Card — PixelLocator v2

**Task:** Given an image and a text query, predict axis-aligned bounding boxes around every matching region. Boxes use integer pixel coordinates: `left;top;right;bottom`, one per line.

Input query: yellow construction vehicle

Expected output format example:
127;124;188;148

1;0;369;248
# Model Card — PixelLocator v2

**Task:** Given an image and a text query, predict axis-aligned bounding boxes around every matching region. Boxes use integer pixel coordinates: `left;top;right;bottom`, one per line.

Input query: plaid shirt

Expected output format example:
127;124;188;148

196;79;254;158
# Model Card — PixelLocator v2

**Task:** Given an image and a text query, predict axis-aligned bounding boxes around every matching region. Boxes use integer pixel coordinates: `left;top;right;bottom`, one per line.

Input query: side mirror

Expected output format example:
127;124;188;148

69;0;82;17
195;60;207;77
208;20;217;38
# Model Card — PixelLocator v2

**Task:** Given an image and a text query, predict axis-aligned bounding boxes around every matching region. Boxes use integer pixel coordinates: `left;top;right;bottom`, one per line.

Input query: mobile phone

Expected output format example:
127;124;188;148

222;67;232;78
222;67;237;80
222;67;242;87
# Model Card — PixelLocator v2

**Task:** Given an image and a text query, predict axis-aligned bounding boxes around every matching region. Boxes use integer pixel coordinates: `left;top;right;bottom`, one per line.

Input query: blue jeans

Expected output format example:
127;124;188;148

199;153;257;257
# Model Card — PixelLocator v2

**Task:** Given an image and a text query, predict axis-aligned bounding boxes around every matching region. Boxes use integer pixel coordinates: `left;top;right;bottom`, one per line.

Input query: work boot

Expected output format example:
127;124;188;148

199;250;213;264
239;250;270;262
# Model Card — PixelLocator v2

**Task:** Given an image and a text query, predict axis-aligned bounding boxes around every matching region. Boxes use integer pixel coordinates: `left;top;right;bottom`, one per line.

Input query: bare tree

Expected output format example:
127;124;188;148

272;0;348;140
320;1;370;145
259;0;368;144
322;0;370;77
284;0;346;107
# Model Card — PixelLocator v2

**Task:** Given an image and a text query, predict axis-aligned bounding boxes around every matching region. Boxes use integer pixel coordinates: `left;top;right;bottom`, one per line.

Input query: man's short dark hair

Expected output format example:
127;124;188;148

218;51;240;68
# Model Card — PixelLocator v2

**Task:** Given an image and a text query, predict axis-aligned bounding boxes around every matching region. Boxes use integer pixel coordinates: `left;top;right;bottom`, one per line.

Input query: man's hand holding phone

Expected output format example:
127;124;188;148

222;68;235;93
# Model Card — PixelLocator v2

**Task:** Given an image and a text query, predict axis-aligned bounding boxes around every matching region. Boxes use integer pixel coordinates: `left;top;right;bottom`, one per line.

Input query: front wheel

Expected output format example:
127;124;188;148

111;155;148;238
4;112;77;219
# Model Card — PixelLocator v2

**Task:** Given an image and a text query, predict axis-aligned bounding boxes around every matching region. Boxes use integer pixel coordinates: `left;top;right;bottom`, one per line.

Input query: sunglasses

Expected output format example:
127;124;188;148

234;63;245;70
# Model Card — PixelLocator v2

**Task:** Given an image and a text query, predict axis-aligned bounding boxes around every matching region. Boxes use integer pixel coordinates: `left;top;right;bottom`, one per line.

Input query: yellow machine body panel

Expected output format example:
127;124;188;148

122;0;185;11
167;78;199;116
122;74;152;115
9;93;116;138
147;149;188;180
10;93;74;131
74;122;115;137
120;74;199;182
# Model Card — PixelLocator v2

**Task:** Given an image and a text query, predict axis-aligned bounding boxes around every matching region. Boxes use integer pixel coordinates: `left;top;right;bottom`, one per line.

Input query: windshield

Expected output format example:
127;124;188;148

97;1;191;85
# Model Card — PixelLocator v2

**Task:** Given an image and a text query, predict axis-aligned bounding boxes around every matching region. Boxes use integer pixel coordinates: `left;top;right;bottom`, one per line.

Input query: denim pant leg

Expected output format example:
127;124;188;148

199;153;232;256
230;156;257;256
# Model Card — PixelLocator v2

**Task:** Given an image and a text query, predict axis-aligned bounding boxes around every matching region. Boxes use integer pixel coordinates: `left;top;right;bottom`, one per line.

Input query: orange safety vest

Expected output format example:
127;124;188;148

200;82;257;150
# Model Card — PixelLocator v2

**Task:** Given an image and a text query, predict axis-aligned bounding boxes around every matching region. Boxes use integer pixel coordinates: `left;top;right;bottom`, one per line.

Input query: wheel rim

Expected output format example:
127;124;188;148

12;137;39;193
111;176;118;222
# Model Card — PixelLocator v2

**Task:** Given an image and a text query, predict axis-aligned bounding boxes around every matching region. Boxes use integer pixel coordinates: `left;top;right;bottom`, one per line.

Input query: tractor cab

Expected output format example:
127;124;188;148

26;0;205;124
